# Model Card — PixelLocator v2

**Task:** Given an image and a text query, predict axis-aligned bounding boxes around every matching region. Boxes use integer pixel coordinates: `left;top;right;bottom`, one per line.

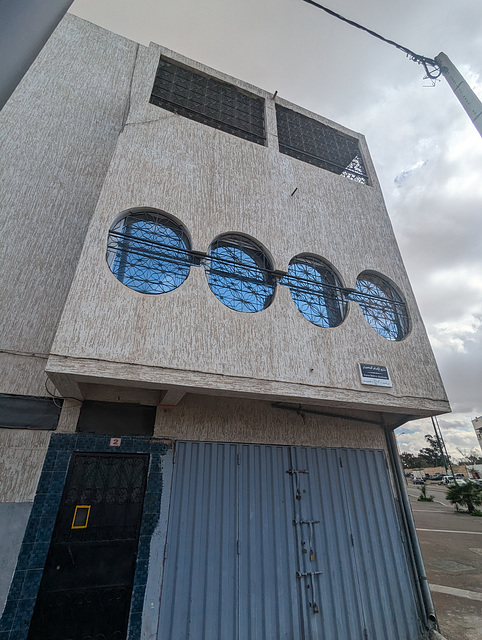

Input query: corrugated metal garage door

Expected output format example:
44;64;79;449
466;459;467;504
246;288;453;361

158;442;422;640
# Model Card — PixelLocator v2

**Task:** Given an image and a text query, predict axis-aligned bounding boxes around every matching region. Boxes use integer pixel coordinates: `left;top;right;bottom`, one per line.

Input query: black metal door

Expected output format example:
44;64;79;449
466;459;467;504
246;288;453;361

28;453;149;640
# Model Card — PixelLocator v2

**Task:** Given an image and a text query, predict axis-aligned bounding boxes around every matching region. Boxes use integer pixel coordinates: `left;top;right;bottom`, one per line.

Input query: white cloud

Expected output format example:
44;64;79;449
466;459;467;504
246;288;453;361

430;314;482;354
394;160;427;188
396;414;481;460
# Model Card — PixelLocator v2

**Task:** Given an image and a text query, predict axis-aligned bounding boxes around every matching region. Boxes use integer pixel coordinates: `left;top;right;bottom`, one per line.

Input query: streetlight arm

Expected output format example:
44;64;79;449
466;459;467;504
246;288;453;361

434;52;482;136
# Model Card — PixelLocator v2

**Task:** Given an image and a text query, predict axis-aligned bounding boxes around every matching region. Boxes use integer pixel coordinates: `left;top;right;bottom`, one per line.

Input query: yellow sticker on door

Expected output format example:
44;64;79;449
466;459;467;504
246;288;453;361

71;505;91;529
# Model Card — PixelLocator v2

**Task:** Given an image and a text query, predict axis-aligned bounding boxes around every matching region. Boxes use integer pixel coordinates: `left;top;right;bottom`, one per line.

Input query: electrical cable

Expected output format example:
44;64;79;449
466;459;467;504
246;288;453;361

44;378;82;405
301;0;442;79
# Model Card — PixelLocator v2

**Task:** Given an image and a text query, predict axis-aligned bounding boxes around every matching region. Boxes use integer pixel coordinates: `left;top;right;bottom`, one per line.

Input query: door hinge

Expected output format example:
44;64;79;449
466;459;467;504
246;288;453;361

237;540;240;555
237;453;241;465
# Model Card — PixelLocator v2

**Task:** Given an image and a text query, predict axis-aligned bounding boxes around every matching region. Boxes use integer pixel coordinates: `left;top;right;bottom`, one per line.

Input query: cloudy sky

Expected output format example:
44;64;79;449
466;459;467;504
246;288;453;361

70;0;482;459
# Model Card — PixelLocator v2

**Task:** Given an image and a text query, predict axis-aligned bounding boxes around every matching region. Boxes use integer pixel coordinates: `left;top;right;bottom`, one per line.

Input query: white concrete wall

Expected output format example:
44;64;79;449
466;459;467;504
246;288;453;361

154;394;388;451
47;38;448;417
0;502;32;615
0;430;51;503
0;15;139;396
0;428;51;613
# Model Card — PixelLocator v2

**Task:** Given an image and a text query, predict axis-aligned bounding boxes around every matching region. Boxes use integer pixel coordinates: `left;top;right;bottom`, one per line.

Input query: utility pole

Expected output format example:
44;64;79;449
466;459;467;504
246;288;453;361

431;416;448;474
435;53;482;137
301;1;482;137
431;416;459;483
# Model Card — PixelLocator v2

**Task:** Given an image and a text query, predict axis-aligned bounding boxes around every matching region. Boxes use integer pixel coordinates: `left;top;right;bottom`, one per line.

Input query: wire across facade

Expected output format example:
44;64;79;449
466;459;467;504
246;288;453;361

206;235;276;313
107;211;192;294
349;272;410;341
107;211;409;339
281;256;347;327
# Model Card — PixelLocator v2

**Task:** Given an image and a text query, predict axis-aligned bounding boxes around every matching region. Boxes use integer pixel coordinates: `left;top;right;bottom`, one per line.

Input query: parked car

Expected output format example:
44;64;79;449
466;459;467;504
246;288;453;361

443;476;468;486
413;477;425;485
430;473;444;480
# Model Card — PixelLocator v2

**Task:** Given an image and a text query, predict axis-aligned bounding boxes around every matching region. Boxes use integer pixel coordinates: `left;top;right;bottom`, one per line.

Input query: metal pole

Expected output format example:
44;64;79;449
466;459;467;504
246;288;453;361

431;416;448;474
0;0;74;111
385;428;438;631
435;52;482;137
432;415;458;483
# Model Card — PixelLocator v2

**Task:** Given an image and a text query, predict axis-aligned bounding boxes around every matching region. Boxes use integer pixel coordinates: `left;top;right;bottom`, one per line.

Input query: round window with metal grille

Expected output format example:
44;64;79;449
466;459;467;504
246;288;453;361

106;210;191;294
352;272;409;341
206;234;275;313
283;255;346;327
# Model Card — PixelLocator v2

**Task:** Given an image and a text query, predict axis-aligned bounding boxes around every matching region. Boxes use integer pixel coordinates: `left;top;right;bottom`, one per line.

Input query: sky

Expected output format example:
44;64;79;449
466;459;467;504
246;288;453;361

69;0;482;460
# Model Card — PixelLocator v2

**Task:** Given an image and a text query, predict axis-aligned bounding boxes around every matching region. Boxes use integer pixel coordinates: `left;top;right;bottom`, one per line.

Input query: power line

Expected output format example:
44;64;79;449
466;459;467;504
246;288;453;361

300;0;442;79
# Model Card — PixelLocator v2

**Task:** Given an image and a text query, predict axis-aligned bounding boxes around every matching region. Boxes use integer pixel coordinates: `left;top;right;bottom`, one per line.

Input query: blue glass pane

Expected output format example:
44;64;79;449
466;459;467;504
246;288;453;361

351;274;408;341
107;213;191;294
283;259;345;327
207;240;275;313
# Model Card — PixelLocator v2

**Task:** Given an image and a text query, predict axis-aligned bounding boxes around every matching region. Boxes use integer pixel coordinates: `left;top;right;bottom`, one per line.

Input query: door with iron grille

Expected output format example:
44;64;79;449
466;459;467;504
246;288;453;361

28;453;149;640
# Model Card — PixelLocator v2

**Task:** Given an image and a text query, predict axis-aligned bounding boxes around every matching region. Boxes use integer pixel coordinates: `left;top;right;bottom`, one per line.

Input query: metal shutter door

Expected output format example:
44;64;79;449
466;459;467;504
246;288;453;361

158;442;422;640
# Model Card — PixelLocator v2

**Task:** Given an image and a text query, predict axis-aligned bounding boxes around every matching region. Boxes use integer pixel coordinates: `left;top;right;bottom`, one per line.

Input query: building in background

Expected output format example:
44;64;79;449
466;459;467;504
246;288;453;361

0;14;450;640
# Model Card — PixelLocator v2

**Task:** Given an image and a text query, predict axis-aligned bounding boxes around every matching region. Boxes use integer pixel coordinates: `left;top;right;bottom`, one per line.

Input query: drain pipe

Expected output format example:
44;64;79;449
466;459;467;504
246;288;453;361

385;428;438;631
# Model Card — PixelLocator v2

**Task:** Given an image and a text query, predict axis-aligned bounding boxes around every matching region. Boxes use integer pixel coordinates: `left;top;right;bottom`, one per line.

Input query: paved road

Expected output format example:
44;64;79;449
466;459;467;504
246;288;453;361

406;482;482;640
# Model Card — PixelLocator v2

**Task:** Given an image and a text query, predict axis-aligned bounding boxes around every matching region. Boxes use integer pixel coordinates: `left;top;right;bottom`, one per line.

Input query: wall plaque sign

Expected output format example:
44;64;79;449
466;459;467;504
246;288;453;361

359;363;392;387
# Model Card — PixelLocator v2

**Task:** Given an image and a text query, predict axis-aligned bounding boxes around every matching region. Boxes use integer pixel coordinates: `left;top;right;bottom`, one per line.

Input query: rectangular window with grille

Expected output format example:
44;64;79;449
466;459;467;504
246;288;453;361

150;58;266;146
276;105;368;184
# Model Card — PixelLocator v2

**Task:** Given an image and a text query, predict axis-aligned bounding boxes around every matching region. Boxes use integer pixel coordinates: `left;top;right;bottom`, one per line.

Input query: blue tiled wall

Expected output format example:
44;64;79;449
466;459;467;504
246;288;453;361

0;434;171;640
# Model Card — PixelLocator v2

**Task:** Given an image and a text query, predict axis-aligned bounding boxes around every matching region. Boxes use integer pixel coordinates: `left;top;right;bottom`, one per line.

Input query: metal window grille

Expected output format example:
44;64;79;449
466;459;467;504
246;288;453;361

281;256;346;327
206;235;275;313
106;210;191;294
349;273;409;340
150;58;266;145
105;216;409;335
276;105;368;184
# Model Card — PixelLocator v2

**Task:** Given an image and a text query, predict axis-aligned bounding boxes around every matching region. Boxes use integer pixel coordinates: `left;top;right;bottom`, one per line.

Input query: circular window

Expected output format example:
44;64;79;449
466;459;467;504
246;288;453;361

107;210;191;294
206;234;275;312
283;255;346;327
353;272;409;340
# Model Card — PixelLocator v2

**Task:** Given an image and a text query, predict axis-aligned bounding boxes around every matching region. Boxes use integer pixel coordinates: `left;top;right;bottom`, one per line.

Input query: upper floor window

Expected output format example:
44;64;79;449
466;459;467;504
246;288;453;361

276;105;368;184
106;212;410;341
150;58;266;145
107;210;191;294
206;234;275;313
282;255;346;327
350;272;409;340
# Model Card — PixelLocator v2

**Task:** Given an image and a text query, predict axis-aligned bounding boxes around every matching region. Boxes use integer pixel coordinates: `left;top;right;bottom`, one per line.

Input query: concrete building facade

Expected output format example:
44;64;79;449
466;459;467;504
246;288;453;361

0;14;449;640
